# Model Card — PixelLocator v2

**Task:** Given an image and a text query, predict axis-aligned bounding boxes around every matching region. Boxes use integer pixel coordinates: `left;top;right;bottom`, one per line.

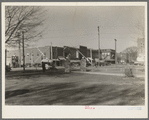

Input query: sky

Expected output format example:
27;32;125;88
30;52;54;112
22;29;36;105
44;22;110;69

35;6;145;53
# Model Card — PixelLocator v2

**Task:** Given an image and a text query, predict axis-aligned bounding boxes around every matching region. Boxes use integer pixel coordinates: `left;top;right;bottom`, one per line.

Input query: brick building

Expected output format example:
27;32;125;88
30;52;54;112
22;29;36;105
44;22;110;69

7;45;115;67
101;49;115;63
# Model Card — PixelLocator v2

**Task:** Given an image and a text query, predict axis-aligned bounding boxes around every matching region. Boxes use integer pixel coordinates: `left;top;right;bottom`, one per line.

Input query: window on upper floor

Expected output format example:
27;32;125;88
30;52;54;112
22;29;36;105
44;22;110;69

27;53;29;57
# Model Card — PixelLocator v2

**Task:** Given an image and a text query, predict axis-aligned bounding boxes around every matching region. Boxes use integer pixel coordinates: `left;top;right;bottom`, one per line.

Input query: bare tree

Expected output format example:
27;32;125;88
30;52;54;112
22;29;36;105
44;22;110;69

5;6;46;48
122;46;138;62
136;21;145;38
129;17;145;43
116;53;121;63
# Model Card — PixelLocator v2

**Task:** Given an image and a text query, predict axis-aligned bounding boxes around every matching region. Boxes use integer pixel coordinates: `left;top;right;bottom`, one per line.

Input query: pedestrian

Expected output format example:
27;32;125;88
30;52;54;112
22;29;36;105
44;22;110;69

80;57;86;72
124;65;133;78
64;55;71;73
95;58;98;67
42;62;45;72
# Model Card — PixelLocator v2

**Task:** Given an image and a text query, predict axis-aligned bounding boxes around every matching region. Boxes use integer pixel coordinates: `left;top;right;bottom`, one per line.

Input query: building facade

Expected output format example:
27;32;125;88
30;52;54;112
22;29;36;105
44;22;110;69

137;38;145;62
7;45;115;67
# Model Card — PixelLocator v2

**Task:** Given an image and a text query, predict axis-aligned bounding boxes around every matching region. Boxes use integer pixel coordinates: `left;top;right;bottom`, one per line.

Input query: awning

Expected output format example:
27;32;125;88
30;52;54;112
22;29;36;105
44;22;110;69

52;59;60;61
100;60;105;63
58;56;66;60
70;60;80;63
41;59;53;63
87;57;93;61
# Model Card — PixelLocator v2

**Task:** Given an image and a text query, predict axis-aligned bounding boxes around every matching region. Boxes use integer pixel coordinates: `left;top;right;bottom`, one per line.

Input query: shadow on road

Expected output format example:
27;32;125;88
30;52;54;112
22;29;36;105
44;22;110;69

5;82;145;105
5;89;30;99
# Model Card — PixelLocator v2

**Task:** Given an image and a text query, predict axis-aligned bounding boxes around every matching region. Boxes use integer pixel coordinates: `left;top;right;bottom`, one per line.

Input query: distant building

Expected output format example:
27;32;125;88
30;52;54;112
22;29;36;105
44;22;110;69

7;45;116;67
136;38;145;62
7;46;64;67
117;52;127;63
100;49;115;63
137;38;145;55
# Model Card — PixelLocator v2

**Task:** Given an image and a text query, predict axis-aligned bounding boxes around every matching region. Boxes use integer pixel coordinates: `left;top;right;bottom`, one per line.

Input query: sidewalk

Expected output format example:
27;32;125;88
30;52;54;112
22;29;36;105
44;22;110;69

5;67;65;77
5;66;145;78
72;71;145;78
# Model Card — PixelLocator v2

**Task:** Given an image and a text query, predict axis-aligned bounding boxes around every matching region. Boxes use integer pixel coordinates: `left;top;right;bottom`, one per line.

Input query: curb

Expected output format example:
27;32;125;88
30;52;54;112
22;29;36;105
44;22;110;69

72;71;145;78
5;70;65;77
5;71;145;78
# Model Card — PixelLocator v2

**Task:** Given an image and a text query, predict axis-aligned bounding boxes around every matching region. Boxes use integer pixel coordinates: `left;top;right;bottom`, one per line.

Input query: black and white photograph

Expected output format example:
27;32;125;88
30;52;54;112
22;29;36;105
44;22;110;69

2;2;148;118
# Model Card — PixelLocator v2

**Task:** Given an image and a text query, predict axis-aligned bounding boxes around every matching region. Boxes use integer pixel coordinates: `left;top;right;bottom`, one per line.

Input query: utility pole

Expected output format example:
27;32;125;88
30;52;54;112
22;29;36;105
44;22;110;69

5;49;7;67
114;39;117;64
22;31;25;71
63;48;65;58
98;26;100;65
90;48;92;65
51;42;53;59
18;39;21;67
56;46;58;59
55;46;58;66
16;32;21;67
63;46;67;58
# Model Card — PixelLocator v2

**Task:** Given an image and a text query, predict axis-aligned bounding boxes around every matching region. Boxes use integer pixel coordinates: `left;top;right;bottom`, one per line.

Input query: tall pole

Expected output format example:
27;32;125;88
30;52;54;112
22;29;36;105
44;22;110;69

51;42;53;59
55;46;58;66
5;49;7;67
22;31;25;71
19;40;21;67
56;46;58;59
63;47;65;58
16;32;21;67
90;48;92;64
98;26;100;65
114;39;117;64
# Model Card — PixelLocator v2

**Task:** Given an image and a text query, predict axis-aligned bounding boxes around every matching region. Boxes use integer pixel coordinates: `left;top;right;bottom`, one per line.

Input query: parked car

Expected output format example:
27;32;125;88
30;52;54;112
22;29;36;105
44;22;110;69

134;61;144;66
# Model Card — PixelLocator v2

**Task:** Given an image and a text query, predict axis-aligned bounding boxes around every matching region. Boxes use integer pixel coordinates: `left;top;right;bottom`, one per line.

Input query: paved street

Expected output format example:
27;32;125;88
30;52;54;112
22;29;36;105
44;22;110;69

5;71;145;105
7;64;145;78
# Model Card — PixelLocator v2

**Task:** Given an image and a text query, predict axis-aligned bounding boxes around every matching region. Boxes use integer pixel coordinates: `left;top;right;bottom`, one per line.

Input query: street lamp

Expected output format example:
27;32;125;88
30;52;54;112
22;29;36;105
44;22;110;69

114;39;117;64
